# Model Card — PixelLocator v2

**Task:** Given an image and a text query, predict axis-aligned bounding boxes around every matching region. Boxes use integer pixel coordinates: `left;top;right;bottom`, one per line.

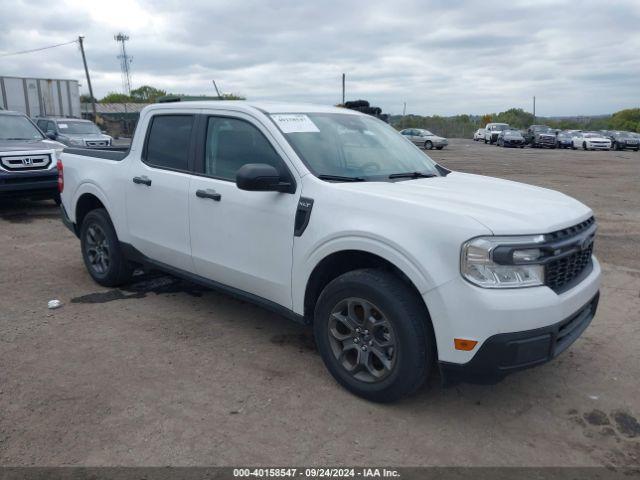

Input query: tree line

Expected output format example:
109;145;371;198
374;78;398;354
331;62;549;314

81;85;245;104
391;108;640;137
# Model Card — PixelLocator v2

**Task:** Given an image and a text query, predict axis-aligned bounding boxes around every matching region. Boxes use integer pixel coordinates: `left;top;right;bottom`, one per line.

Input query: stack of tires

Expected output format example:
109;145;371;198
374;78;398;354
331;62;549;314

343;100;389;123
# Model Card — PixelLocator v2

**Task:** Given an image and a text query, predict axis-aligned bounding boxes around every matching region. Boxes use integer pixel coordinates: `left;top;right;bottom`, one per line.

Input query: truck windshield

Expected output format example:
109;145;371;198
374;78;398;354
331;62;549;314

58;121;100;134
0;115;45;140
271;113;439;180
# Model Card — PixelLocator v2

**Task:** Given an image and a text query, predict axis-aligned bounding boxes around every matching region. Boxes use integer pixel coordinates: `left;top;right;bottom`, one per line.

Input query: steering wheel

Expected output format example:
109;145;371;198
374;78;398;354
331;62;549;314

360;162;380;173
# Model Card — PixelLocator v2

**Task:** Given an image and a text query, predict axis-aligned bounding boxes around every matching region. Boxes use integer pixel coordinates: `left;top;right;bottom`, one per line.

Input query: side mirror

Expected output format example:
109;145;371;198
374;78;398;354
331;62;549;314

46;131;56;140
236;163;294;193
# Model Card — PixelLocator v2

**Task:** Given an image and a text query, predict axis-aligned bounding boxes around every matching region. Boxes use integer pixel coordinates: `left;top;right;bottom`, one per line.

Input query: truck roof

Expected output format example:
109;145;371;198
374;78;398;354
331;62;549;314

142;101;359;116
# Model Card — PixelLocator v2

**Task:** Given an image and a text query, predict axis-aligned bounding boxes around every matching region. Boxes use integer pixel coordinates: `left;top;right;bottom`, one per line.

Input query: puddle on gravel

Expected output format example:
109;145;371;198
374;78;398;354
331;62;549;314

71;273;208;304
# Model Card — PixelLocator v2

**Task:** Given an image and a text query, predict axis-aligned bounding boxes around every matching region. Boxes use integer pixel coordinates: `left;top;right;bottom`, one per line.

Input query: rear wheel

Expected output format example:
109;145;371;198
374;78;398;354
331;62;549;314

583;142;588;151
314;269;432;402
80;208;133;287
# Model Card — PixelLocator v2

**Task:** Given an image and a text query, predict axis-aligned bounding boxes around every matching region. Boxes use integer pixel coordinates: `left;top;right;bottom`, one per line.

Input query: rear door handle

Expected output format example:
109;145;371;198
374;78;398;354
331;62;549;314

196;188;221;201
132;176;152;186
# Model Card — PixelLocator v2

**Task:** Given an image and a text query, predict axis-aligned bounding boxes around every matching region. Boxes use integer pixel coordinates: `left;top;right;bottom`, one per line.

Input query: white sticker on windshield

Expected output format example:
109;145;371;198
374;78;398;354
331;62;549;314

58;123;68;129
271;114;319;133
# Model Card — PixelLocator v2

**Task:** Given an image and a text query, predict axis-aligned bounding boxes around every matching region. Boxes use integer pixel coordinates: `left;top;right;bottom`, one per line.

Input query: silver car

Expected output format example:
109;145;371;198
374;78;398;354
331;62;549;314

35;117;113;148
399;128;448;150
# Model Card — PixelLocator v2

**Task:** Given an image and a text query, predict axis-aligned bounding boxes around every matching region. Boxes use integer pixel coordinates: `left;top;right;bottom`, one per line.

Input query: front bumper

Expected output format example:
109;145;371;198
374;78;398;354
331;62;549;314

503;139;524;147
424;255;601;374
440;292;599;385
0;169;58;198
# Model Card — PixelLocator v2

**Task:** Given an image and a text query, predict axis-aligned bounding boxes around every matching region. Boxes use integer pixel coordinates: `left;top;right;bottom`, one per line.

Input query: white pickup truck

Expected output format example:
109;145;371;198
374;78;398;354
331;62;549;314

59;101;601;402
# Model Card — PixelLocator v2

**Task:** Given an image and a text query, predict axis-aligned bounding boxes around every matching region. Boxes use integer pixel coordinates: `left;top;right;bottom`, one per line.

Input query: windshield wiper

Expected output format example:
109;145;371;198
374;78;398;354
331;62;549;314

3;138;33;140
318;174;366;182
388;171;437;179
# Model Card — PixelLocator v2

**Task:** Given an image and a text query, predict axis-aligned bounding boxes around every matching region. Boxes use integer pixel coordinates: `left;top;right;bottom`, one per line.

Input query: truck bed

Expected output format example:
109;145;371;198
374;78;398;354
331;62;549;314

63;146;130;161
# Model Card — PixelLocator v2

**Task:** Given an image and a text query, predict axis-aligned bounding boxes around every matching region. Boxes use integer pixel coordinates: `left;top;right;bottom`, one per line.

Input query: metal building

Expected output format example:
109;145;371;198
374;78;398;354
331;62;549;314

0;76;81;118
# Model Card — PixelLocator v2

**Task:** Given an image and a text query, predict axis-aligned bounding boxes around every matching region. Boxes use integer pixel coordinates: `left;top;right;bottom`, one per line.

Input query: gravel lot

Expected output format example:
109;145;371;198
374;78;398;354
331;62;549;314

1;139;639;467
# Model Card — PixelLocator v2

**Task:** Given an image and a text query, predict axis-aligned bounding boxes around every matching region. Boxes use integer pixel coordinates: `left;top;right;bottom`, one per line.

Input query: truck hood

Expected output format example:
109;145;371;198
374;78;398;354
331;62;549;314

336;172;592;235
0;138;64;152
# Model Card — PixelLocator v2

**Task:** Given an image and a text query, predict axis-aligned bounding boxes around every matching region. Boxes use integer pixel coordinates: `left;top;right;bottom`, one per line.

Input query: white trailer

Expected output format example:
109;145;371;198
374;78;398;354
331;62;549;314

0;76;81;118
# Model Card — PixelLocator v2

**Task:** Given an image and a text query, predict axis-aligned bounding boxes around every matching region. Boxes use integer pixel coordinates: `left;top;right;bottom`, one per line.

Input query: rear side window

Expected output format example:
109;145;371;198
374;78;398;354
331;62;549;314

145;115;194;171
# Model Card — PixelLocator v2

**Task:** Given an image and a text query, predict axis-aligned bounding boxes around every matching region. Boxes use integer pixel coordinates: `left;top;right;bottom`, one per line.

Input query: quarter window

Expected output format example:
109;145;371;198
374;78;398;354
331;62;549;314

204;117;284;181
145;115;194;171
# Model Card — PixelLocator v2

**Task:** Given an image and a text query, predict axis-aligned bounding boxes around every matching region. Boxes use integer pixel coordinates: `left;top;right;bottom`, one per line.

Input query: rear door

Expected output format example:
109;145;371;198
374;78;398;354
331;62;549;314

188;113;299;308
125;113;197;272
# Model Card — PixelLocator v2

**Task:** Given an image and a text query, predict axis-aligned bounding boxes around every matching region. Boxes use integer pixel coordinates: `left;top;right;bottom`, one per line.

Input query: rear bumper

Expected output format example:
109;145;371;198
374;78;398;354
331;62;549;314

60;204;79;237
0;169;58;198
440;292;599;385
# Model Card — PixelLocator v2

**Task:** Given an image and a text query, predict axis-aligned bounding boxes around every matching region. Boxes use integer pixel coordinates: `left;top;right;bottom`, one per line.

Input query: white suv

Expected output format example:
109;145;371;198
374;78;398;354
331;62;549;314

59;101;601;402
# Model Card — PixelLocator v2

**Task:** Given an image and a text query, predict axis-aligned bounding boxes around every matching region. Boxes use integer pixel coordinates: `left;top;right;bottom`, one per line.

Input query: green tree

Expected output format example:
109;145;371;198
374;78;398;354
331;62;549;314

610;108;640;132
130;85;167;103
100;92;133;103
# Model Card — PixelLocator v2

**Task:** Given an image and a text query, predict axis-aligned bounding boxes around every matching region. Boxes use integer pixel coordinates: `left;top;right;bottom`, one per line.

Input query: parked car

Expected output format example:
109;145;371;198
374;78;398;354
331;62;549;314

35;117;113;147
473;128;485;141
525;125;556;148
556;131;573;149
496;128;525;148
399;128;448;150
59;101;600;402
0;110;64;202
484;123;509;144
571;131;611;151
603;131;639;151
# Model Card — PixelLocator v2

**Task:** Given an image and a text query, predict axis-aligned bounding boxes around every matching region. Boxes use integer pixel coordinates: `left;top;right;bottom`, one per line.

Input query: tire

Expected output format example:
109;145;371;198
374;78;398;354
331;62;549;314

484;138;488;144
583;142;588;151
571;144;577;150
520;145;524;148
53;195;61;206
424;140;433;150
313;269;433;403
436;146;443;150
80;208;133;287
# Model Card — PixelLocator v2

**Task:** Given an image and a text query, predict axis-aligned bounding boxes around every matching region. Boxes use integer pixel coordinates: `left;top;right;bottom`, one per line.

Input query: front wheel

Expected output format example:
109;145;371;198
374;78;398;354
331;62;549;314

80;208;133;287
424;140;433;150
436;146;443;150
314;269;433;402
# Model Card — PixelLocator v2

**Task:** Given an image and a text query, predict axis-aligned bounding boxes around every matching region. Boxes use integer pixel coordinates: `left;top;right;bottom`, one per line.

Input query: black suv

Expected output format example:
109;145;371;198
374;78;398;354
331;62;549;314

0;111;63;201
525;125;557;148
602;131;639;151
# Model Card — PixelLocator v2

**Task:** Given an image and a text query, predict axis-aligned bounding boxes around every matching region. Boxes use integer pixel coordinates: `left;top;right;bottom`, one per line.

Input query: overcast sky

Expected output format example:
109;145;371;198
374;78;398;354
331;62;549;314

1;0;639;116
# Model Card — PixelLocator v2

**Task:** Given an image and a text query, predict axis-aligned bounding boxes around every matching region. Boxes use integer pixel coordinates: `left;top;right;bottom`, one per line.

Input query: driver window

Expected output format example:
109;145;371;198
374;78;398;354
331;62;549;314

205;117;284;181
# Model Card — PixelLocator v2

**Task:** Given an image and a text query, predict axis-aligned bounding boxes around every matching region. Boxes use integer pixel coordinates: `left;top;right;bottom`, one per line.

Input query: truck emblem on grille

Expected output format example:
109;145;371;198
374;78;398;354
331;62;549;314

581;236;594;250
22;158;32;166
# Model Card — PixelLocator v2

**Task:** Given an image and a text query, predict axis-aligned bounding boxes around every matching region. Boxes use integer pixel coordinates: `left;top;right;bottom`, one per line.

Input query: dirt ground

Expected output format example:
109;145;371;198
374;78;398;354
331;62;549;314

0;139;639;467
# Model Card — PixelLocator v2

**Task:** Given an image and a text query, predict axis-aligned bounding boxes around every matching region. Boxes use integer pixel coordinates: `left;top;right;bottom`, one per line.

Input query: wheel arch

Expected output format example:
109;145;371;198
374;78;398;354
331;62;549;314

302;248;438;366
302;248;431;322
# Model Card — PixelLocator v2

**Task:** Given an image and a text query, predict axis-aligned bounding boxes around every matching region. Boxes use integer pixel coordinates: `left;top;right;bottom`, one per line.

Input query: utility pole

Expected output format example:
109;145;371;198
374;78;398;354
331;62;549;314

402;102;407;116
533;96;536;122
341;73;345;105
114;33;132;94
212;80;222;99
78;36;96;120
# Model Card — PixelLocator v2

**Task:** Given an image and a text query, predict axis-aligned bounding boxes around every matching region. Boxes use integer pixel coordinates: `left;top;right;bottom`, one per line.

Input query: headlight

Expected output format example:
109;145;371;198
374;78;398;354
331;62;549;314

461;235;546;288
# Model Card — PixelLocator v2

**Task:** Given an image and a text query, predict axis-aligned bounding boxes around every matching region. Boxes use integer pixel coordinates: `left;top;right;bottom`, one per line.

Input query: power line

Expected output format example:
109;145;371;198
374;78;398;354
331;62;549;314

0;39;78;58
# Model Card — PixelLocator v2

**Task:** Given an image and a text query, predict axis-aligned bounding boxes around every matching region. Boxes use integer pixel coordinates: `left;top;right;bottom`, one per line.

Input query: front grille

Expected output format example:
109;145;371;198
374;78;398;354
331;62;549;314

546;243;593;291
86;140;108;147
1;154;51;171
545;216;595;242
544;217;596;292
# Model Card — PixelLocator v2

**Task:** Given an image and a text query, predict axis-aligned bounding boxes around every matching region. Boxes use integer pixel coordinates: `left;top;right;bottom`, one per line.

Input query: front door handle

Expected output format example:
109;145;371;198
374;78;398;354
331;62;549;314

196;188;221;201
132;176;152;186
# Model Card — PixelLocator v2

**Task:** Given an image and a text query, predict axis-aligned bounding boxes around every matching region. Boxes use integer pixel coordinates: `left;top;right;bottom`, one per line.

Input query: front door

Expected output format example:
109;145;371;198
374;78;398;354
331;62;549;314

188;114;299;308
126;114;196;272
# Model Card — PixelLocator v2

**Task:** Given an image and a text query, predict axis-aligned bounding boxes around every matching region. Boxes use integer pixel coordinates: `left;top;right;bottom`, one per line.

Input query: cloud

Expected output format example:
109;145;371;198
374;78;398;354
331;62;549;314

1;0;639;115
